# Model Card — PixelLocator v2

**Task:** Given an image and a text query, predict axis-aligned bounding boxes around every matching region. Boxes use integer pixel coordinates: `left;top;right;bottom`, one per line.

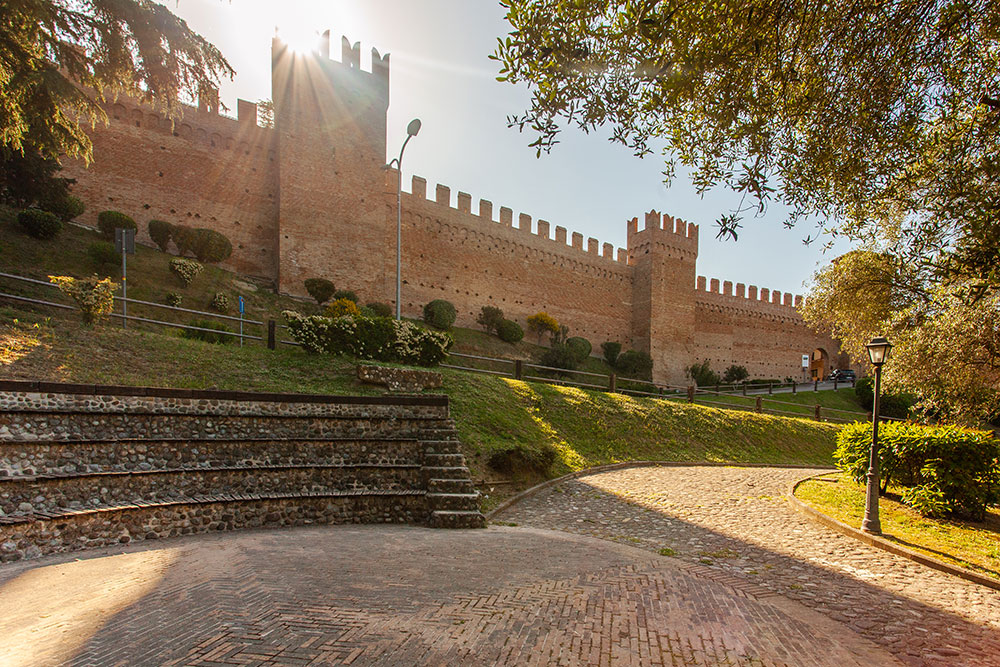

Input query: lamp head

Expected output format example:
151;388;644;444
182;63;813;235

866;337;893;366
407;118;422;137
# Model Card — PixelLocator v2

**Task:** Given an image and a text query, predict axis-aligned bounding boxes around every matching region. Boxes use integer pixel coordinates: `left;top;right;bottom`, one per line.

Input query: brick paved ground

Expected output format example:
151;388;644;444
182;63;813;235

1;521;898;666
497;465;1000;666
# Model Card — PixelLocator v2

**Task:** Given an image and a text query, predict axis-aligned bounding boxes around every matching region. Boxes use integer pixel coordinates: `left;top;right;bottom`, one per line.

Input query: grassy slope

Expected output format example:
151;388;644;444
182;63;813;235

696;388;868;421
796;473;1000;580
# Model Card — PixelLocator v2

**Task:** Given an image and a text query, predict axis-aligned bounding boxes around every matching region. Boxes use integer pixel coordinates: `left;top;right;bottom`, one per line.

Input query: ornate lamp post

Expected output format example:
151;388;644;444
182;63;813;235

861;336;893;534
387;118;422;320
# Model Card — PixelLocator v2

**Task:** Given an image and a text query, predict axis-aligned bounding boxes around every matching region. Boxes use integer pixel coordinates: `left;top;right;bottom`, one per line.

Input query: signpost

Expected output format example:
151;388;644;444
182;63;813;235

238;296;245;347
114;228;136;328
802;353;810;383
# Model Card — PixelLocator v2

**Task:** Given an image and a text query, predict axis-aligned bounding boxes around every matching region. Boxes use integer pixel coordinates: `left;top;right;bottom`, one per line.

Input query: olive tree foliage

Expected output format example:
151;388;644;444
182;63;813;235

802;251;1000;425
1;0;234;162
494;1;1000;296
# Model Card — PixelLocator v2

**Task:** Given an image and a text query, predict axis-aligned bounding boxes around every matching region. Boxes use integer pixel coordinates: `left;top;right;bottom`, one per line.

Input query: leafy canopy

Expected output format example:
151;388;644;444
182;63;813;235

1;0;234;162
494;1;1000;294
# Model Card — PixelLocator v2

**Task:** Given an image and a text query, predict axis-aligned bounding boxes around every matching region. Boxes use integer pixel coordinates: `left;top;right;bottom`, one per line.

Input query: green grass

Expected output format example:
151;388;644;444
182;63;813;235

695;387;868;421
796;473;1000;580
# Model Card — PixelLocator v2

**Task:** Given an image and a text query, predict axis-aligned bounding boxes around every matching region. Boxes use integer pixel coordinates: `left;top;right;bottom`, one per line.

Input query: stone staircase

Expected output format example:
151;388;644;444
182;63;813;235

0;381;484;562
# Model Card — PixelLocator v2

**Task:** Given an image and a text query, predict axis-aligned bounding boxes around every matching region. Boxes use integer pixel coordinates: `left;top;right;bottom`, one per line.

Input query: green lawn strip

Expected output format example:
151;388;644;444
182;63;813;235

796;473;1000;580
696;387;868;421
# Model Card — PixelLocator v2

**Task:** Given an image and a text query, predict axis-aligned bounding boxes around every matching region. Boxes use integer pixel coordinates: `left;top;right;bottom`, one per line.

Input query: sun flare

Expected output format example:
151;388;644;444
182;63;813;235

276;24;322;54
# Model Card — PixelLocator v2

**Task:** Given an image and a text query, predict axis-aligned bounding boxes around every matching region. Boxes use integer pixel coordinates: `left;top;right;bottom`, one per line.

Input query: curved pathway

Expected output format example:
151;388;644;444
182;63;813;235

496;465;1000;666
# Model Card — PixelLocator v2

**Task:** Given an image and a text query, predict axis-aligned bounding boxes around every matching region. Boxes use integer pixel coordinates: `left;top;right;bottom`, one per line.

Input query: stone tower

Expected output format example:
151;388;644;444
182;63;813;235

628;210;699;384
271;31;392;296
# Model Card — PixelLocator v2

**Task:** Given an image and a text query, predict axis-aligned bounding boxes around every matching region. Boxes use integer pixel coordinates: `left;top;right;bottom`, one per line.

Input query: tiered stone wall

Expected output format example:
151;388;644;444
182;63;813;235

0;381;484;562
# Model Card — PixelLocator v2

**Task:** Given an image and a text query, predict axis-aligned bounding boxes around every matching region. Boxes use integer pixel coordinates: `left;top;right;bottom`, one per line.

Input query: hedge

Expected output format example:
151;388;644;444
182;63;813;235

17;208;62;239
835;421;1000;520
497;319;524;343
423;299;456;330
304;278;336;304
97;210;136;239
148;219;172;252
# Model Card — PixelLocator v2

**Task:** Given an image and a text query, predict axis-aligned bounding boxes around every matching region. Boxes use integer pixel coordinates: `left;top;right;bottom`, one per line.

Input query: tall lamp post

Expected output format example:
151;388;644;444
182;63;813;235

861;336;893;534
387;118;422;320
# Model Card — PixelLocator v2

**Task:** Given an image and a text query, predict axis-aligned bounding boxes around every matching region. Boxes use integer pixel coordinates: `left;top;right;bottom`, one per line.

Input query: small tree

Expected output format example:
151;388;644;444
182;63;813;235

617;350;653;380
477;305;505;334
148;219;172;252
722;365;749;384
601;341;622;367
326;298;361;318
304;278;336;305
527;311;559;343
49;275;117;324
686;360;720;387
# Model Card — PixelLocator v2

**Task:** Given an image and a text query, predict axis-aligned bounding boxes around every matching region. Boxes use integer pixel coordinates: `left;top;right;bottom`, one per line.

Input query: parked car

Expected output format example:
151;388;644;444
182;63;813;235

830;369;856;382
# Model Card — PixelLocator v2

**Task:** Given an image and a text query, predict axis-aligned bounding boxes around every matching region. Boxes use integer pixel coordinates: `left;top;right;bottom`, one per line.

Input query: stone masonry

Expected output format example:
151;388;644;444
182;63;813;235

60;31;841;385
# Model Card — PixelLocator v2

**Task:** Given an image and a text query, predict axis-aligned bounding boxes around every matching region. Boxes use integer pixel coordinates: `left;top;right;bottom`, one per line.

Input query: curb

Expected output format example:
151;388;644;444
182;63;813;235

486;460;836;521
788;473;1000;592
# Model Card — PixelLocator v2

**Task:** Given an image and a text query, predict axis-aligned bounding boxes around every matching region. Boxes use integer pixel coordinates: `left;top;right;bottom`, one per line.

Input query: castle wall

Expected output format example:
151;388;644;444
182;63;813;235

61;98;279;280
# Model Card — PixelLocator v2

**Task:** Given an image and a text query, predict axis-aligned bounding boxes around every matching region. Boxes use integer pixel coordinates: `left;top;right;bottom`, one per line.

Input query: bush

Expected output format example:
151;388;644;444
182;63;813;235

148;219;172;252
97;210;136;239
333;289;358;303
42;194;85;222
182;319;234;345
488;443;557;475
618;350;654;380
17;208;62;239
539;344;578;373
326;298;361;318
165;292;183;307
685;359;720;386
189;228;232;263
211;292;230;312
365;301;393;318
171;224;195;256
722;364;749;384
601;341;622;367
835;421;1000;521
566;337;592;363
169;258;203;286
497;319;524;343
423;299;457;330
304;278;336;304
49;275;117;324
87;241;119;271
854;376;915;418
527;311;560;342
283;311;453;366
477;305;505;334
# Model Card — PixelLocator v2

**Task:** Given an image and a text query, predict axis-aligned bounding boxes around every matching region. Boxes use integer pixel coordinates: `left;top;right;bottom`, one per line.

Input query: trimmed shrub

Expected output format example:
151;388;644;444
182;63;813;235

211;292;230;312
148;219;172;252
539;344;578;373
835;421;1000;520
165;292;183;307
365;301;393;318
476;305;505;334
49;275;117;324
854;376;915;418
488;442;557;475
17;208;62;239
685;359;720;386
618;349;654;380
722;364;749;383
87;241;119;271
333;289;358;303
497;319;524;343
42;194;85;222
182;319;234;345
566;336;592;363
169;258;203;286
97;210;136;239
190;228;232;263
423;299;457;330
326;298;361;318
172;224;195;256
304;278;336;304
601;341;622;367
283;311;453;366
527;311;559;342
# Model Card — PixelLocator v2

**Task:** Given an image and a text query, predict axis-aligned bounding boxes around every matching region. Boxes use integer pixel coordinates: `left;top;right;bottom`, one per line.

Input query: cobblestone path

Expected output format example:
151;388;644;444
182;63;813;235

0;522;898;666
496;465;1000;666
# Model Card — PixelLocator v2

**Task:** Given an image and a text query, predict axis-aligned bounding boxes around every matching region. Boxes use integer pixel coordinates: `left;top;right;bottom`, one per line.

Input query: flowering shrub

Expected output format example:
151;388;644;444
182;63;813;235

283;311;452;366
165;292;183;307
326;298;361;318
169;258;203;286
211;292;230;312
49;275;118;324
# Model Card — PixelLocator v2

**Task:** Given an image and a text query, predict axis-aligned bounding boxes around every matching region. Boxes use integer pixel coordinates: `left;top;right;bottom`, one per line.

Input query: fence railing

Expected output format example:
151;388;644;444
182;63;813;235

2;270;894;425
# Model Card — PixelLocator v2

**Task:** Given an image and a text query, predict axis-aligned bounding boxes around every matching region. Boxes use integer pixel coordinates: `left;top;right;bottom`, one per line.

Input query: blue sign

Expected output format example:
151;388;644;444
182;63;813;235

238;296;245;314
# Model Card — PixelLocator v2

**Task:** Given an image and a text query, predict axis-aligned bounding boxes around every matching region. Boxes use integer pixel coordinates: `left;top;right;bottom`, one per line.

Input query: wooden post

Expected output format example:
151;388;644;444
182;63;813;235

834;379;839;391
742;383;746;396
267;320;276;350
514;359;523;380
792;382;797;394
768;382;773;395
687;386;695;403
814;379;819;392
609;373;617;393
755;396;763;413
814;405;822;421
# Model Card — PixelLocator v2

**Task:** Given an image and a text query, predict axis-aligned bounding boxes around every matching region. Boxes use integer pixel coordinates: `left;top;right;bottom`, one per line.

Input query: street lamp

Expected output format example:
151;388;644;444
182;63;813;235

861;336;893;534
387;118;422;320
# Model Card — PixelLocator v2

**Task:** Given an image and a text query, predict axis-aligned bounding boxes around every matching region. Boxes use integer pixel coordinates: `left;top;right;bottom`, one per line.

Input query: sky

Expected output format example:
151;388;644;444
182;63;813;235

169;0;852;297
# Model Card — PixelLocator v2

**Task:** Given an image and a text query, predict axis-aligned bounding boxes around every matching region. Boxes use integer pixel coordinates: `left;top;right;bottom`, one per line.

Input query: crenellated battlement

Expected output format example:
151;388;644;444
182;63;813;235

272;30;390;86
695;275;804;310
